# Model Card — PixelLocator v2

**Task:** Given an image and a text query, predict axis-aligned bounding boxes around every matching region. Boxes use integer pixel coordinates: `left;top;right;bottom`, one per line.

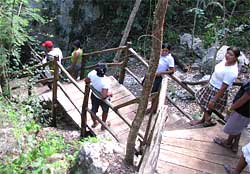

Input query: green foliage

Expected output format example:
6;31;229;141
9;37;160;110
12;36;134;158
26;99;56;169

0;97;81;174
0;0;44;75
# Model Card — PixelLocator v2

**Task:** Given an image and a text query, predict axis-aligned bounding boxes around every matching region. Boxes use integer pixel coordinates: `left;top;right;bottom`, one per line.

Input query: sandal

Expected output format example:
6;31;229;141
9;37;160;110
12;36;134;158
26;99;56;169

213;137;232;149
224;164;233;174
203;119;217;127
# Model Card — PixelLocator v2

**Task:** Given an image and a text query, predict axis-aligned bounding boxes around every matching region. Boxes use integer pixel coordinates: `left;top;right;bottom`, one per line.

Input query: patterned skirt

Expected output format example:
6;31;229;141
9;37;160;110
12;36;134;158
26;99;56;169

195;84;228;113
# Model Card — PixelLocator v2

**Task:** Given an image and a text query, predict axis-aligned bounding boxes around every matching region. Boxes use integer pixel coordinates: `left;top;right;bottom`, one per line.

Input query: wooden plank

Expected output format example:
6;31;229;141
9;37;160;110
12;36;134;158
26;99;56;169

160;144;240;166
112;95;136;106
161;137;240;158
157;162;203;174
163;124;227;142
158;148;227;174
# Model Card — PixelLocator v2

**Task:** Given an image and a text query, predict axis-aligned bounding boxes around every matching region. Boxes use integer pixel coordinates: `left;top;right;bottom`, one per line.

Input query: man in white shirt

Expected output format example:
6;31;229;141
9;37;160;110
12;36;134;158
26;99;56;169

152;43;175;92
85;63;112;130
147;43;175;114
42;40;63;77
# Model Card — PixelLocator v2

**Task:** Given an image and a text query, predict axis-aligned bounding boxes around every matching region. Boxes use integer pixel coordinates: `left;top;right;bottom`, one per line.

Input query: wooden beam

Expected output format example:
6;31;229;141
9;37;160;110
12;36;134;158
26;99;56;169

52;57;59;127
168;74;195;96
125;67;143;85
129;48;149;68
86;108;120;142
166;95;192;120
113;98;139;110
84;62;123;70
83;46;127;57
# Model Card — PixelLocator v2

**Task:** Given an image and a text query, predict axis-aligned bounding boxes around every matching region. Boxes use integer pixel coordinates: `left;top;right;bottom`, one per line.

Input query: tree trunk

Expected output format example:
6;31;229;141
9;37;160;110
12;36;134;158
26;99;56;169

0;64;11;98
113;0;142;62
125;0;169;165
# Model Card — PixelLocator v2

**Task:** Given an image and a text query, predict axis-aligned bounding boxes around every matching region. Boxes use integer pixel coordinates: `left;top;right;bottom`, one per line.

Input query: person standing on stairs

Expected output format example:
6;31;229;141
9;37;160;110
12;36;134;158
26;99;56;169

67;40;83;80
146;43;175;113
41;40;63;78
213;80;250;153
191;47;240;127
85;63;112;131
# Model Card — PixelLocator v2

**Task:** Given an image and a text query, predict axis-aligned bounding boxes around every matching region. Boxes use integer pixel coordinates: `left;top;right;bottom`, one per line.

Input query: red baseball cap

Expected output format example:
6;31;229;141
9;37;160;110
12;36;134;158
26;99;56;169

42;40;53;47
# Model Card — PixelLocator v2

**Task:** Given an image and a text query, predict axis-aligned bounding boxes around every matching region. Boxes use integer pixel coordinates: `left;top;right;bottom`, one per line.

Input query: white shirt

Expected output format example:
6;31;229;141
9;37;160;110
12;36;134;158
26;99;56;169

210;60;238;89
42;47;63;64
156;53;175;73
88;70;110;99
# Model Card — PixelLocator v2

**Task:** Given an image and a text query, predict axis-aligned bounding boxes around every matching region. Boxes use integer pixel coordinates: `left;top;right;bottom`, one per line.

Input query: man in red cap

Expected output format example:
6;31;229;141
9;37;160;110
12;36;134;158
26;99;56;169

41;40;63;77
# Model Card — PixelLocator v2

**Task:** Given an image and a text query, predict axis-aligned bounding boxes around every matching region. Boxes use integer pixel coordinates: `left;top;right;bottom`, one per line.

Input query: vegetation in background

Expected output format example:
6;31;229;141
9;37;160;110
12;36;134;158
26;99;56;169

0;0;44;97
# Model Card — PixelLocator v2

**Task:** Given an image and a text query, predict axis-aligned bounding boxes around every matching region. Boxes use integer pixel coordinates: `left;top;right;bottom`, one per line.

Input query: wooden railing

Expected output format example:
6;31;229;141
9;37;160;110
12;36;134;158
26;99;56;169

138;76;168;174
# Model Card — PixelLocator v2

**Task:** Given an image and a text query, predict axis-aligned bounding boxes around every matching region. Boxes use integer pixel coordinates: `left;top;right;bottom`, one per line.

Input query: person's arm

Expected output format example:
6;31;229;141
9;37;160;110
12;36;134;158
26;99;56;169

101;88;112;99
208;82;228;110
156;67;175;76
84;77;91;83
230;91;250;110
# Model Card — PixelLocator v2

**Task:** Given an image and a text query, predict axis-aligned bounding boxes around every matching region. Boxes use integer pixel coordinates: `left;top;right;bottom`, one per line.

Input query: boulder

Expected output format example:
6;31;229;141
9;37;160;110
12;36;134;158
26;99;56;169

179;33;205;58
72;138;127;174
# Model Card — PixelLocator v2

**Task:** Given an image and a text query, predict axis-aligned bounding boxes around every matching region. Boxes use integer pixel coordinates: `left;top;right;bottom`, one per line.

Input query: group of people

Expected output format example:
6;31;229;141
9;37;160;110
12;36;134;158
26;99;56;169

41;39;112;131
41;40;250;173
189;46;250;173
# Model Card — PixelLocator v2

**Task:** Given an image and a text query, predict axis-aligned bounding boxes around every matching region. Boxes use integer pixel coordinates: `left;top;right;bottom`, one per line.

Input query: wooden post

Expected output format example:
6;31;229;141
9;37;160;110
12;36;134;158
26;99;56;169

80;54;87;80
51;56;59;127
80;80;90;137
119;42;132;84
28;78;32;96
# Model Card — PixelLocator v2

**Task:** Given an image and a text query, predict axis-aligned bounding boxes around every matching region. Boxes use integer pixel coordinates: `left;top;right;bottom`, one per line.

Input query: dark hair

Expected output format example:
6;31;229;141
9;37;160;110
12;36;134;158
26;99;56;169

73;40;81;48
162;43;171;50
95;63;107;77
227;47;240;58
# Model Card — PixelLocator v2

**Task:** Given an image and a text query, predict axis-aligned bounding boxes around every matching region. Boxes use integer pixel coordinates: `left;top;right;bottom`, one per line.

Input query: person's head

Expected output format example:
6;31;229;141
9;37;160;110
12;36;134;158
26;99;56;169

42;40;54;52
95;63;107;77
225;47;240;65
73;40;81;49
161;43;171;56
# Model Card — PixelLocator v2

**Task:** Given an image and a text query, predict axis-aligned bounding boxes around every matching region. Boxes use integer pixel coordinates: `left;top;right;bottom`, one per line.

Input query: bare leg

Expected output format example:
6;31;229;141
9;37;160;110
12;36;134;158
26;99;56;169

91;112;98;128
101;113;110;130
232;134;241;153
235;154;247;174
102;113;108;123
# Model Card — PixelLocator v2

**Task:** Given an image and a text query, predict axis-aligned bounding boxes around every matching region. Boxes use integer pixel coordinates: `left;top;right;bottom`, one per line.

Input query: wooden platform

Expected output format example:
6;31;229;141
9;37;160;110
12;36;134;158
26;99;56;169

35;76;138;143
157;124;250;174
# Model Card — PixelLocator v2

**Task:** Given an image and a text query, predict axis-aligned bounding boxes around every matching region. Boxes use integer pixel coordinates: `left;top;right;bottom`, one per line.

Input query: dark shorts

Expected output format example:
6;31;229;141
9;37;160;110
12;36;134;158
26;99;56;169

151;76;162;93
142;76;162;93
91;93;110;114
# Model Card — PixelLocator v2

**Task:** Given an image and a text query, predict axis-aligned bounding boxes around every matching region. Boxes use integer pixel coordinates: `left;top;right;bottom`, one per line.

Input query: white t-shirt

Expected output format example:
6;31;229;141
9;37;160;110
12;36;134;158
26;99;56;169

209;60;238;89
42;48;63;77
88;70;110;99
156;53;175;74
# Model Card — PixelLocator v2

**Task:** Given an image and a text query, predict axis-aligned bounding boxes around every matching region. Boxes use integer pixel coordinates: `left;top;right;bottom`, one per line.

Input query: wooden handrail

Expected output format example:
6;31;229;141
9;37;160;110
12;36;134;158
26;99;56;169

57;82;96;136
125;67;143;85
129;48;149;68
86;108;120;142
139;77;169;173
83;46;127;57
57;62;85;94
84;62;123;70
